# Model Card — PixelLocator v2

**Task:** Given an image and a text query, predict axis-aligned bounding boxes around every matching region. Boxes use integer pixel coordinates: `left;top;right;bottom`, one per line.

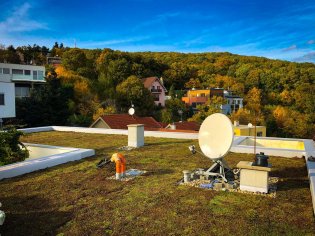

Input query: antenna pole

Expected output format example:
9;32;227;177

254;111;257;156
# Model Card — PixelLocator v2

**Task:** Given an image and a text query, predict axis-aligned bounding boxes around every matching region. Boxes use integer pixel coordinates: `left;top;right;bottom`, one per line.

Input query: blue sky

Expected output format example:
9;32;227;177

1;0;315;62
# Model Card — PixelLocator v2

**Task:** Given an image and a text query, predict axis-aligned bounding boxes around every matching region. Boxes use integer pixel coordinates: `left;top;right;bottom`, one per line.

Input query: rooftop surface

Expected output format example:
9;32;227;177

0;131;314;235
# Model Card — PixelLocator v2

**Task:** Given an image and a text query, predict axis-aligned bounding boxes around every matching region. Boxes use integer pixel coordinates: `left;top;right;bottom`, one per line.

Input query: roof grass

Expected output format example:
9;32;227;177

1;131;314;235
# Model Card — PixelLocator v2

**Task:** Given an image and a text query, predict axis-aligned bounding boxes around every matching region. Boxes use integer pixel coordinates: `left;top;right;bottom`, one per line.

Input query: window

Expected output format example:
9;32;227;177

153;94;159;101
33;70;37;80
201;93;205;97
24;70;31;75
0;68;2;74
0;94;4;105
257;132;263;137
38;71;44;79
12;69;23;75
3;68;10;74
15;87;30;98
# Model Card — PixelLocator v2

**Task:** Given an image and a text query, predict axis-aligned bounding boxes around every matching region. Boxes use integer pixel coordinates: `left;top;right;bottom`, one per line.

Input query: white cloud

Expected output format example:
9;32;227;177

293;52;315;63
282;44;297;52
79;36;151;48
0;2;48;34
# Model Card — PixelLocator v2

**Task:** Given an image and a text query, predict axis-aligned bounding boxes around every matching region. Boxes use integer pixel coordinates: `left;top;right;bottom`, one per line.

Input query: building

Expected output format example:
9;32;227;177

233;122;266;137
0;63;46;118
0;78;15;118
142;77;167;106
90;114;163;130
0;63;45;98
46;56;62;67
182;88;243;115
181;88;224;108
165;121;200;132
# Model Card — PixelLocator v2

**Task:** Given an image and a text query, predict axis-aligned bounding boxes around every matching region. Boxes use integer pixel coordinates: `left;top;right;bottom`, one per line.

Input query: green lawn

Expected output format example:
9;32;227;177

0;131;314;235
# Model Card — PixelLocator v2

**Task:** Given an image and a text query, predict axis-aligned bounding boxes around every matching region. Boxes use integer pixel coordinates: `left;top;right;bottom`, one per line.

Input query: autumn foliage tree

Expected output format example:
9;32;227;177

116;75;155;116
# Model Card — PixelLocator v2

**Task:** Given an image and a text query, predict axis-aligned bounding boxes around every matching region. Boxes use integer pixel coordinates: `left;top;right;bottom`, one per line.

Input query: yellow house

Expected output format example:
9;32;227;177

182;88;224;107
234;125;266;137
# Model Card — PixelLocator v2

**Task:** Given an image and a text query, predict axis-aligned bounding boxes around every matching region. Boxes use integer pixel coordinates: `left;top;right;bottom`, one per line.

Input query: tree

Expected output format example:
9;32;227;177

16;78;74;127
116;75;155;116
185;78;201;89
168;84;175;98
0;45;20;63
62;48;87;72
165;98;186;122
188;96;225;123
161;109;172;123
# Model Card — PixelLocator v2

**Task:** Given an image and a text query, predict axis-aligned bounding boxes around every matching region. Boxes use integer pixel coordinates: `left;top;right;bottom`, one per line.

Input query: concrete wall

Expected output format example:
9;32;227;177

0;82;16;118
26;144;77;159
234;126;266;137
0;143;95;180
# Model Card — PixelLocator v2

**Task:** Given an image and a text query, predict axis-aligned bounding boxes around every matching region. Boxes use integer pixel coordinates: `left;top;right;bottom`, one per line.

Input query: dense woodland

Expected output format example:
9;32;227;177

1;43;314;138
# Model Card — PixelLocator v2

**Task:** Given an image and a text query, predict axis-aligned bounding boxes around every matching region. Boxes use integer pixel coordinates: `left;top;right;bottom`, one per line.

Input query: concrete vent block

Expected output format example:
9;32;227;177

127;124;144;147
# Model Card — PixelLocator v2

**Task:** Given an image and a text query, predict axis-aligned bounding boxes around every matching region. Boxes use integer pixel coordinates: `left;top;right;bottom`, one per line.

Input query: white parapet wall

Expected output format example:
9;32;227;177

304;139;315;215
0;143;95;180
231;136;307;158
18;126;199;139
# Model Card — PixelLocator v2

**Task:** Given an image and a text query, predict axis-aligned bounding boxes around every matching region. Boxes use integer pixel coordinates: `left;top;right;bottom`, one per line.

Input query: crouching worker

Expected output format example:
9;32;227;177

110;153;126;180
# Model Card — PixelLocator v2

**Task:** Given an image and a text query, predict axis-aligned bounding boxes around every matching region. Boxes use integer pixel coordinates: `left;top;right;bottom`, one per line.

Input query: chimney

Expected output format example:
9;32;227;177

170;123;176;130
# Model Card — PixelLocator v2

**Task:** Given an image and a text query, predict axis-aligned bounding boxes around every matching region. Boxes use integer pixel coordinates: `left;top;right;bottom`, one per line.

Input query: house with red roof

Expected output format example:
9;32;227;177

165;121;200;131
90;114;163;130
142;77;167;107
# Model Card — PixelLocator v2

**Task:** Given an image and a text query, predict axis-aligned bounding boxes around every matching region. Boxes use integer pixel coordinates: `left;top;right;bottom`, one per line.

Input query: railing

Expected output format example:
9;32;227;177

11;74;45;82
151;88;162;93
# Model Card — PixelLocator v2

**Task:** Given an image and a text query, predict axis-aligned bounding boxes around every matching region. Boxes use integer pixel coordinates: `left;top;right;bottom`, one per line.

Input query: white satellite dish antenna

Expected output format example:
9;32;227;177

199;113;234;161
195;113;234;182
128;107;135;116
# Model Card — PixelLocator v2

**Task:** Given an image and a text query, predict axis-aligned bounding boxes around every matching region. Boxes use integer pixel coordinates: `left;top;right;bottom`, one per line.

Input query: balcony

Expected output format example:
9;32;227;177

151;88;162;93
11;74;45;82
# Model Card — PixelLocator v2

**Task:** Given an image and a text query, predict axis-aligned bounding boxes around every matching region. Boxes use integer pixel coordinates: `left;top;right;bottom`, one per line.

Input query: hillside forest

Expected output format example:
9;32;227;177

1;43;314;139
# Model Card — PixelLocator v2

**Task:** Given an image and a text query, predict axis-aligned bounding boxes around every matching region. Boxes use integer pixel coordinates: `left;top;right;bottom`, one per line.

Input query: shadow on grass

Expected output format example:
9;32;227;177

272;165;308;179
0;195;71;236
144;139;192;147
144;168;175;176
277;179;310;192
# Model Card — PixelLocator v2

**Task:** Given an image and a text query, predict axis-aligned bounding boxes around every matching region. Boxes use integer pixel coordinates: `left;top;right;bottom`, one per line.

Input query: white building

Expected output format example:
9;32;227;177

0;63;45;118
221;90;243;115
142;77;167;107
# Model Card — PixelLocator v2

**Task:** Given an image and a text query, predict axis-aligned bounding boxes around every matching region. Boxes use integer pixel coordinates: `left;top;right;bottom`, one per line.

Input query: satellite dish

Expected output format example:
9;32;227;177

128;107;135;116
199;113;234;161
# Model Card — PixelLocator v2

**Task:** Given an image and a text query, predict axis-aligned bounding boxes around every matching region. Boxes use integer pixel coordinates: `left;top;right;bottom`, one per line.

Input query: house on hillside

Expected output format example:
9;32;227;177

181;88;224;108
142;77;167;107
181;87;243;115
90;114;163;130
0;63;46;118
